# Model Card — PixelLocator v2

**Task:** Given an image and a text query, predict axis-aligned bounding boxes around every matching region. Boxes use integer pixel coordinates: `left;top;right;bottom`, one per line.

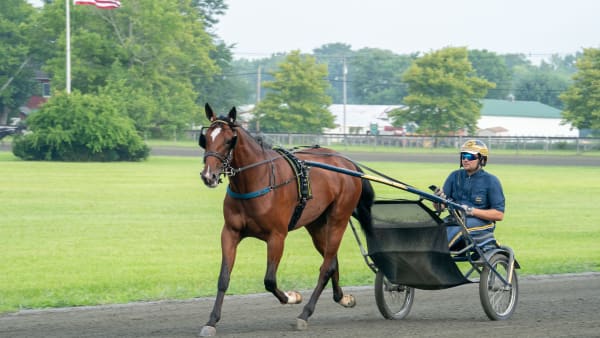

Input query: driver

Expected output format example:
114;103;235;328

433;139;505;249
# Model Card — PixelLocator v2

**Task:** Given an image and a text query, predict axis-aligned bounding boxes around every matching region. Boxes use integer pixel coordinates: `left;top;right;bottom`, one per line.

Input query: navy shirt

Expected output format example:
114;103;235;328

442;168;505;228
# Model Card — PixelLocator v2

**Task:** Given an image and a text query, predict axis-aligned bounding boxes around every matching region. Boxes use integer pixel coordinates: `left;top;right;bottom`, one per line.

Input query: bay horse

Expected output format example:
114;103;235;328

198;104;374;336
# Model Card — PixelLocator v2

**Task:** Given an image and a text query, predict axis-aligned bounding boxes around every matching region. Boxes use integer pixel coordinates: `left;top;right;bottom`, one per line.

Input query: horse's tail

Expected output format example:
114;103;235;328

352;166;375;235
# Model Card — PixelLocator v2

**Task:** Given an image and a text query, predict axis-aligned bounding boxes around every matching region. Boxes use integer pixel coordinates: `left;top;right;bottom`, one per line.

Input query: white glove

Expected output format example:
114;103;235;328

461;204;474;216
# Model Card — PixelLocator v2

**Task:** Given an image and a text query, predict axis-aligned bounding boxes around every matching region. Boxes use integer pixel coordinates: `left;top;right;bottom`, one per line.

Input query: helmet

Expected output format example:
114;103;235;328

460;139;488;166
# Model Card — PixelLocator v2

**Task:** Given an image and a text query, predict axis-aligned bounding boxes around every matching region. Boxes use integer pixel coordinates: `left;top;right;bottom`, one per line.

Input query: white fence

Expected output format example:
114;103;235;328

186;131;600;154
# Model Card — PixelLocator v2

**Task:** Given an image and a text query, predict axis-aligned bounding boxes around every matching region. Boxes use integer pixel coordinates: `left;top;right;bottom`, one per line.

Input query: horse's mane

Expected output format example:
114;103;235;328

214;115;272;150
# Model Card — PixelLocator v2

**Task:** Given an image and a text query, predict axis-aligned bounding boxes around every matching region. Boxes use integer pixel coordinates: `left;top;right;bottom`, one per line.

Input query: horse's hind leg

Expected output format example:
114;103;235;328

200;227;240;337
329;257;355;307
297;223;347;329
305;224;352;306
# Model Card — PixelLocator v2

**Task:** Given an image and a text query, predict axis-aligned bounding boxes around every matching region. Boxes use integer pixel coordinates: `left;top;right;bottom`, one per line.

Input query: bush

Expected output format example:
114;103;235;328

13;91;149;161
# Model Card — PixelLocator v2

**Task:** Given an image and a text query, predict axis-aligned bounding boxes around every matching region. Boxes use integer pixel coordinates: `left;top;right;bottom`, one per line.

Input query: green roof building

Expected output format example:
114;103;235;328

478;99;578;137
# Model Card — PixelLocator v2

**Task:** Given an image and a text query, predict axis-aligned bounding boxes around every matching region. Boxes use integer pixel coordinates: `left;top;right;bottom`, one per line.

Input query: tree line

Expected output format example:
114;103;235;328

1;0;598;160
234;44;578;111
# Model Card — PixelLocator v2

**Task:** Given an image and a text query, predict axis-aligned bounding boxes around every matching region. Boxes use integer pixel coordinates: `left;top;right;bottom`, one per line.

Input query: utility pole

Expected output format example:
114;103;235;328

66;0;71;93
342;57;347;145
256;65;261;132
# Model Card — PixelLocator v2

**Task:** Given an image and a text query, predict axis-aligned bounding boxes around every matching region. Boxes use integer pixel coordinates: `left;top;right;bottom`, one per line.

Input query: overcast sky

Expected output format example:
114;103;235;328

215;0;600;61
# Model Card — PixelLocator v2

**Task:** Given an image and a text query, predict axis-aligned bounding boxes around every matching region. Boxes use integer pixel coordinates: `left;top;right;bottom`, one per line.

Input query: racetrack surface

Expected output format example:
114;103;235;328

2;273;599;338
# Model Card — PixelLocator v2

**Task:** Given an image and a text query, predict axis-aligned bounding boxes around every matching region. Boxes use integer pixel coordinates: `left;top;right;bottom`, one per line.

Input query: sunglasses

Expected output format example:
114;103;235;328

461;152;478;161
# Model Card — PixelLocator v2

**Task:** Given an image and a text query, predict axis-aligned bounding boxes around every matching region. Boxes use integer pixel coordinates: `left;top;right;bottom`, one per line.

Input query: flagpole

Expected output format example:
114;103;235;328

66;0;71;94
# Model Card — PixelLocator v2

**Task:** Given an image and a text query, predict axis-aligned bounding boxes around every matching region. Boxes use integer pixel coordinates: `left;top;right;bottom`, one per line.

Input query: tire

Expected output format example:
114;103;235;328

479;253;519;320
374;270;414;319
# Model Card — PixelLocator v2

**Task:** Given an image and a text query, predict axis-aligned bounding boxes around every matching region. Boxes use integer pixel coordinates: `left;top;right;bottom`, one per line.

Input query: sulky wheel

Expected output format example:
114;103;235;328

374;270;414;319
479;253;519;320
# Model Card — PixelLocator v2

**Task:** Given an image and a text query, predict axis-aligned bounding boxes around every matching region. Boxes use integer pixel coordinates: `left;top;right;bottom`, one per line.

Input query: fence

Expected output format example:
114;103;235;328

186;131;600;154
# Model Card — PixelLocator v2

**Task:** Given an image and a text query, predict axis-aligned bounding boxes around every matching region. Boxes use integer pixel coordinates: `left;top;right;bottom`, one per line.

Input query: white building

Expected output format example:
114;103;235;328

325;104;404;135
326;100;579;137
476;99;578;137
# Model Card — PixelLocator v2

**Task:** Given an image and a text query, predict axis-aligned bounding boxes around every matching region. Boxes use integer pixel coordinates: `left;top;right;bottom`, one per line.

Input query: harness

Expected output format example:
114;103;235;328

202;119;313;231
274;147;313;231
225;147;313;232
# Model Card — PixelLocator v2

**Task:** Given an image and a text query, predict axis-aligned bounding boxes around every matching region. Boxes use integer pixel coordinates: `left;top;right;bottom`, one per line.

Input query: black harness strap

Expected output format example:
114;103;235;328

274;147;312;231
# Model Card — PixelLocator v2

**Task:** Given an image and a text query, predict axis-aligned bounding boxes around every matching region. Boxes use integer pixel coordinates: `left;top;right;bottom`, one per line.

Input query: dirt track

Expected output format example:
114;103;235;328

2;273;599;338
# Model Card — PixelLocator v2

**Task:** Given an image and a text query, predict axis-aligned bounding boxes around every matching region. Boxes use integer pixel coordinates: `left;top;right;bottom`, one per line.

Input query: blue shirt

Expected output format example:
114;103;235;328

442;168;505;228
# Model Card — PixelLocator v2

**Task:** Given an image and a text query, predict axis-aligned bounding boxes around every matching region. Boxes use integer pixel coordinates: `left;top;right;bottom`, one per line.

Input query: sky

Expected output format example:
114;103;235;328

215;0;600;61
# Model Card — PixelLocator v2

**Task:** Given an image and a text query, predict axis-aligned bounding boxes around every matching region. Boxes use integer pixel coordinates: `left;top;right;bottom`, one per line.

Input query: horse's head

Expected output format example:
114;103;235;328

199;103;238;188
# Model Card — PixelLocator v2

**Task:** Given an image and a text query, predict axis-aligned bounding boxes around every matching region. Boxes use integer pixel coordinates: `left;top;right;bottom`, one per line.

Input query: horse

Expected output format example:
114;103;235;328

198;103;374;336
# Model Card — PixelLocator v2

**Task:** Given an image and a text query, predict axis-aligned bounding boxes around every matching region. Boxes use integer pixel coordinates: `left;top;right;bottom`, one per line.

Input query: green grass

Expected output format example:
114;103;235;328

0;151;598;313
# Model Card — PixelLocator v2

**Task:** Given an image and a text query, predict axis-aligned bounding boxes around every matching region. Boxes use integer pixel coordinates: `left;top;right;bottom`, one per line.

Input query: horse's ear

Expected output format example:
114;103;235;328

228;107;237;123
205;103;216;121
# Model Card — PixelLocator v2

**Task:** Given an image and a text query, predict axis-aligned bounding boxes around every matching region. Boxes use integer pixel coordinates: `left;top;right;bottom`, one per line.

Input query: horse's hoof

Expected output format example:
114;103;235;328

338;294;356;308
296;318;308;330
285;291;303;304
199;325;216;337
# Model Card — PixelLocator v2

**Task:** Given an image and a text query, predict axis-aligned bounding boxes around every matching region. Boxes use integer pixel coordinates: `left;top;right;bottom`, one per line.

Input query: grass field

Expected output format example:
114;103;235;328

0;150;599;313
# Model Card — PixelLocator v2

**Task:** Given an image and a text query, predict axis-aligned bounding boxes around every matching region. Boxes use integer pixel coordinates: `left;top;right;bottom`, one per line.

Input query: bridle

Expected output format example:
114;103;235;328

200;120;280;179
200;120;238;178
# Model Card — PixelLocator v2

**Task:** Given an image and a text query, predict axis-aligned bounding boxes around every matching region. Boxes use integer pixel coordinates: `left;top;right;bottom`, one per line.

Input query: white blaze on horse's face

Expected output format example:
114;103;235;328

210;126;222;142
200;126;225;188
201;159;220;188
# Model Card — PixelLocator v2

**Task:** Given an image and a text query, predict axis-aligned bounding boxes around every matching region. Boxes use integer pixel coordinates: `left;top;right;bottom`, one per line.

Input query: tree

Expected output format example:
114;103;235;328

390;47;494;135
347;48;414;105
195;41;252;115
560;48;600;134
544;53;579;75
230;53;288;107
0;0;37;125
191;0;228;31
313;43;354;104
253;50;333;133
31;0;221;136
13;91;149;161
468;49;512;99
513;68;570;109
348;48;412;105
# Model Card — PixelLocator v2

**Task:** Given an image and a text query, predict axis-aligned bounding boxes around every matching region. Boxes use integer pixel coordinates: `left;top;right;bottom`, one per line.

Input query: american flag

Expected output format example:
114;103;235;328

74;0;121;9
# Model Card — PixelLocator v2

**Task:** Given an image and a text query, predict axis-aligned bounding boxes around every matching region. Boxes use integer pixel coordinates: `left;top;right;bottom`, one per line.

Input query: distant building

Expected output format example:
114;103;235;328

17;70;50;124
326;100;579;137
210;100;579;137
477;99;578;137
325;104;404;135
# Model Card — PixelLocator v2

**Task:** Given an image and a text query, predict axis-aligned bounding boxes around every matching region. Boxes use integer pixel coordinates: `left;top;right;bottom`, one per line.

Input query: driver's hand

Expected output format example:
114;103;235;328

434;187;447;200
433;188;446;212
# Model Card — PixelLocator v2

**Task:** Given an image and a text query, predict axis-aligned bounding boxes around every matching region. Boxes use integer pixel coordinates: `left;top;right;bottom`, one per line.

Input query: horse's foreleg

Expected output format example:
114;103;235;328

200;228;240;337
264;235;300;304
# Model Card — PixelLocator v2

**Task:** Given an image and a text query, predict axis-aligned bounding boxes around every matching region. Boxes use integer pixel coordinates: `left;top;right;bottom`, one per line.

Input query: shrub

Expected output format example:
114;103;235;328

13;91;149;161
